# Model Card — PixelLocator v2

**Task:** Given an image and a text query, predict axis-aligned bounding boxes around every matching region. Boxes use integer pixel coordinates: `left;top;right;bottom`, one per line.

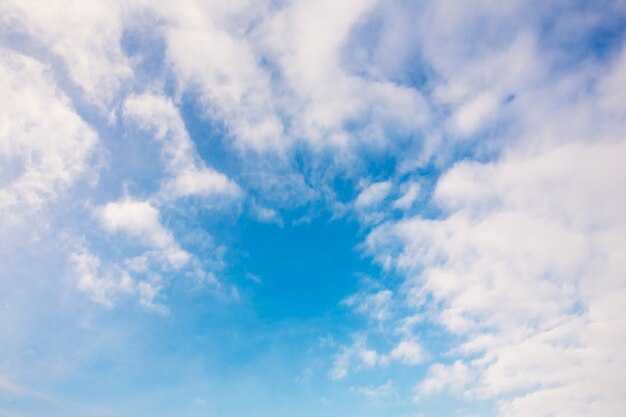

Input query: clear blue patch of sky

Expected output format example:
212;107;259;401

215;211;377;322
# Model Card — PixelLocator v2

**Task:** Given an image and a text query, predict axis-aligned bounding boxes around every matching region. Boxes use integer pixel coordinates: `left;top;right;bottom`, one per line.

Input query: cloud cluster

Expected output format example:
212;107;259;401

2;0;437;313
74;94;242;310
2;0;131;108
0;49;97;220
330;2;626;415
371;140;626;416
365;45;626;417
331;335;427;381
122;93;242;201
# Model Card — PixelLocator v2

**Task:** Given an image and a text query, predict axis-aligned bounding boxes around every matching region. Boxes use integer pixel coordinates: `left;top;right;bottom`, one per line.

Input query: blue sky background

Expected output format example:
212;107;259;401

1;1;626;417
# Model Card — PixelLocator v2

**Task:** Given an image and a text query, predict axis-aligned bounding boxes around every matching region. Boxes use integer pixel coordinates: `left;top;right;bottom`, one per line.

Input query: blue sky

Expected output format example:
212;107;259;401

1;1;626;417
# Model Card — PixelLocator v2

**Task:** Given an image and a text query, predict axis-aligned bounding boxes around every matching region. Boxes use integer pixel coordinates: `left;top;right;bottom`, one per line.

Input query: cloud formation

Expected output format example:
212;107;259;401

0;49;97;219
1;1;625;416
122;93;242;201
367;69;626;417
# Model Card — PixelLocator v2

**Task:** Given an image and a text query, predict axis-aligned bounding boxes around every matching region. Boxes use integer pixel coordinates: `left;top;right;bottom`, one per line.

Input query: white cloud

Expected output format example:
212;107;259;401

97;198;190;269
122;93;241;201
155;0;285;152
251;202;283;226
3;2;626;414
330;336;386;380
393;182;421;211
136;280;167;313
0;49;97;219
2;0;132;108
71;246;173;313
390;340;424;366
354;181;393;209
260;0;430;154
132;0;431;159
76;92;239;311
99;199;169;247
368;139;626;414
267;0;428;142
343;289;393;323
417;360;472;397
71;250;134;308
449;92;499;137
162;167;238;200
363;14;626;412
89;195;229;310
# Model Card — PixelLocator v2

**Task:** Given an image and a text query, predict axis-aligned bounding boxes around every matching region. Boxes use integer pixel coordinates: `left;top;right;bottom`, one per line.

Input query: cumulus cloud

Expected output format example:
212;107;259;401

162;168;238;201
99;199;168;243
330;335;387;380
0;49;97;219
390;340;424;366
392;182;421;211
343;289;393;323
85;197;200;310
71;248;168;313
348;3;626;414
256;0;429;153
71;250;134;308
126;0;431;160
70;92;239;310
354;181;393;209
157;0;285;152
122;93;241;201
97;198;190;269
1;0;132;108
416;360;472;397
250;203;283;226
367;111;626;416
449;92;499;137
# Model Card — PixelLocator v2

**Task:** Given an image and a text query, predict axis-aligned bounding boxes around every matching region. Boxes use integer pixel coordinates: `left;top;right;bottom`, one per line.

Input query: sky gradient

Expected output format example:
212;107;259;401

1;1;626;416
